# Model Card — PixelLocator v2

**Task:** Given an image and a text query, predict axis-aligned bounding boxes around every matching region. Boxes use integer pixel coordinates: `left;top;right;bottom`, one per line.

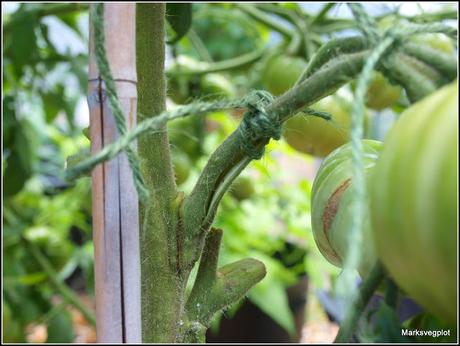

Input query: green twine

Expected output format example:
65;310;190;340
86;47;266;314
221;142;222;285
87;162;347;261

238;90;278;159
396;22;457;39
336;29;396;313
65;91;277;180
91;3;149;200
348;3;380;45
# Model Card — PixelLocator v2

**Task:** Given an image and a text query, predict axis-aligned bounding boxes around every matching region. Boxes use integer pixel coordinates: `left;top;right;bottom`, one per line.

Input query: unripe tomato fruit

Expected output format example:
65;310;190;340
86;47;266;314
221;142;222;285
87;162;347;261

411;33;455;55
168;117;202;160
168;56;236;104
365;72;402;110
378;16;455;54
173;152;191;186
283;96;363;157
230;176;255;201
201;73;236;100
371;81;457;324
168;56;204;104
261;54;308;96
311;139;383;277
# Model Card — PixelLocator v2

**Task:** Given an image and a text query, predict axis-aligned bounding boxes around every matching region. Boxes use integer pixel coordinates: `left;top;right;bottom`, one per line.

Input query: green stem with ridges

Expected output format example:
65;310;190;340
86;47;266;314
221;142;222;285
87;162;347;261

136;4;183;343
295;36;368;85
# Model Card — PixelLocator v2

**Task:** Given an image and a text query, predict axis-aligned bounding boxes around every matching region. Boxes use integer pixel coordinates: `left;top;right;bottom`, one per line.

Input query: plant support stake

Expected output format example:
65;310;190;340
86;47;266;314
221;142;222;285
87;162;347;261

88;3;141;342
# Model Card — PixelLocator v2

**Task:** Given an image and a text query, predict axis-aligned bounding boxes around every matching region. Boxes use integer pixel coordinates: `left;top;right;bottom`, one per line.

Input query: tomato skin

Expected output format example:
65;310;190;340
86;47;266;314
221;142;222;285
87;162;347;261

230;176;254;201
283;96;363;157
365;72;402;110
411;33;454;54
262;55;308;96
311;140;383;277
201;73;236;100
379;16;455;54
371;82;457;324
173;152;191;186
168;116;203;160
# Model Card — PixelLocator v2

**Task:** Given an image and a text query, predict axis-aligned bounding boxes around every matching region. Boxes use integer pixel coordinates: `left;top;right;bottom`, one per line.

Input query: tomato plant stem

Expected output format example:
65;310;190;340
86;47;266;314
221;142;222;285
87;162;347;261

187;29;214;63
167;47;266;77
136;4;182;343
236;4;292;38
334;261;386;343
384;278;399;309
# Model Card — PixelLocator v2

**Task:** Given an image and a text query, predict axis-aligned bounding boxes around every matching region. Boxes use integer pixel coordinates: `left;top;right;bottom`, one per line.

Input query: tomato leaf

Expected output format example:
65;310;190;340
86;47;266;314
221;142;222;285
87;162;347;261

166;3;192;44
47;309;75;342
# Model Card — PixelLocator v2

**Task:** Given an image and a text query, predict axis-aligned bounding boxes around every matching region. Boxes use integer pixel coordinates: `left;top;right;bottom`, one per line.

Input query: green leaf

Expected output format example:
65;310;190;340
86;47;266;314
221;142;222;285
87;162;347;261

403;312;457;343
46;309;75;343
3;151;32;198
248;279;296;336
360;301;410;343
3;94;17;146
166;3;192;44
4;6;39;77
8;272;47;286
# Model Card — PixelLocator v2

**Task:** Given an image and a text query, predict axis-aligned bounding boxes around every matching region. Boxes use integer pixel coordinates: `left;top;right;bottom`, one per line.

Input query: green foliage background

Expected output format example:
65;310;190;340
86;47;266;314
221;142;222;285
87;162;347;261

2;2;457;343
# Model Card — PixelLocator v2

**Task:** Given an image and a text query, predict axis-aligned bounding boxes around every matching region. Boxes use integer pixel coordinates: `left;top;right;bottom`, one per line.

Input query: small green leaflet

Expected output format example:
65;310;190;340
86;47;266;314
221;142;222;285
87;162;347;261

166;3;192;44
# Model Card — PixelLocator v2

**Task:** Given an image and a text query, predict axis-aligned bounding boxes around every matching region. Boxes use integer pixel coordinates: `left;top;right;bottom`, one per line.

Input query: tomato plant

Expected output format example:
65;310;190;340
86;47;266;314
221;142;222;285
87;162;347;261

411;33;455;54
229;176;255;201
371;81;457;325
311;139;383;277
173;151;192;186
378;16;455;55
283;96;365;158
261;54;308;96
168;116;204;160
365;72;402;110
168;55;236;104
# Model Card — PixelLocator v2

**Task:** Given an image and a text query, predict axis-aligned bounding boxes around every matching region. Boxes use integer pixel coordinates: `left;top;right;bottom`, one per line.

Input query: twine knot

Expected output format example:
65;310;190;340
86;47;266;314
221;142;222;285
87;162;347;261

239;90;279;160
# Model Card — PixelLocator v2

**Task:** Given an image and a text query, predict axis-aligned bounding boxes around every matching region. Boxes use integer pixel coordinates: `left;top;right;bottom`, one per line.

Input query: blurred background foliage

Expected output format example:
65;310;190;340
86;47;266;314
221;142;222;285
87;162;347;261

3;3;92;342
2;2;457;343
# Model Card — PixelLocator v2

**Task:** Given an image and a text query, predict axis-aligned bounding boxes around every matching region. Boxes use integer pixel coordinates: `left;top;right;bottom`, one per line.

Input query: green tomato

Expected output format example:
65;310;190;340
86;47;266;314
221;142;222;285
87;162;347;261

168;116;203;160
365;72;402;110
201;73;236;100
283;96;363;158
173;152;191;186
311;139;383;278
378;16;455;54
261;54;308;96
411;33;454;54
168;56;206;104
371;81;457;324
230;176;255;201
